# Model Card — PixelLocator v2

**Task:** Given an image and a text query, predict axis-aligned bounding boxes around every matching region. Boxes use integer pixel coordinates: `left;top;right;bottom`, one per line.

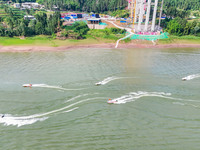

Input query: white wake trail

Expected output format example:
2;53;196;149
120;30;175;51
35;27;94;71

63;107;79;113
25;84;85;91
109;91;200;104
109;91;172;104
64;94;90;103
64;93;100;103
95;76;130;86
182;74;200;81
173;102;200;109
0;115;48;127
0;97;105;127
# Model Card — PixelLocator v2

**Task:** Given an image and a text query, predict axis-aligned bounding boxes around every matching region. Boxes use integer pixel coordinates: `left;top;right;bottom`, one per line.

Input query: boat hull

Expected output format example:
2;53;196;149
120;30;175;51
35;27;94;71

23;84;32;87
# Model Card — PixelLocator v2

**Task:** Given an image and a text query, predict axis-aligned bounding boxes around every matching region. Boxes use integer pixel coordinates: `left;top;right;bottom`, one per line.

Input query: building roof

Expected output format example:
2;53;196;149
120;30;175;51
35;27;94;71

88;18;101;21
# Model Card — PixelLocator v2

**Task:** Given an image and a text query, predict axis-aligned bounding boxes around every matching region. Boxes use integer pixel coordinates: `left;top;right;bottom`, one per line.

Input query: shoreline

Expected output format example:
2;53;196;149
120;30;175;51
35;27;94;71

0;43;200;52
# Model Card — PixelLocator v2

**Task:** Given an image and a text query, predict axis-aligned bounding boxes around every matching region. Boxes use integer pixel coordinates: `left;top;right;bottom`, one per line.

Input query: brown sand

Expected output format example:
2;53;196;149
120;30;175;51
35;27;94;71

0;42;200;52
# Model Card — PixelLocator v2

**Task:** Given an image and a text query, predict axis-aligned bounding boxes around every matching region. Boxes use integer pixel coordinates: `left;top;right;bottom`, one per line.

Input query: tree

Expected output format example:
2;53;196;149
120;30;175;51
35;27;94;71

5;17;14;29
36;0;128;12
166;19;184;36
35;22;43;34
183;23;191;35
73;21;89;38
194;26;200;36
0;26;5;36
5;29;13;37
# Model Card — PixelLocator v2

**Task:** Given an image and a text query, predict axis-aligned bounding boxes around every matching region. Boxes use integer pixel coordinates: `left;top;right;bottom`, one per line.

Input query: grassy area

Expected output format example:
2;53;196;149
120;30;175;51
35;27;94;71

0;31;200;47
0;36;53;46
87;29;126;41
0;35;115;47
1;34;200;47
158;35;200;44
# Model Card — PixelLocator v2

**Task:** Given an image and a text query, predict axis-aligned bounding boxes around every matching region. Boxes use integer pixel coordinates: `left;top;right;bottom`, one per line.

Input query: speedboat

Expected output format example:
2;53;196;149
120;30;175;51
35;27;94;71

107;99;118;104
95;82;102;86
23;84;32;87
182;78;187;81
95;83;101;86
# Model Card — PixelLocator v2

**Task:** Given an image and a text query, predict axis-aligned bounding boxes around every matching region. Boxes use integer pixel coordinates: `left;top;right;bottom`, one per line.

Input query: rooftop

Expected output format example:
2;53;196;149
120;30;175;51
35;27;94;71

87;18;101;21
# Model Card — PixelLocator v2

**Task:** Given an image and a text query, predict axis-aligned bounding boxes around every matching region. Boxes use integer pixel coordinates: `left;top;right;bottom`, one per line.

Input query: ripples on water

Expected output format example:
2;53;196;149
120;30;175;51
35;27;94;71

0;48;200;149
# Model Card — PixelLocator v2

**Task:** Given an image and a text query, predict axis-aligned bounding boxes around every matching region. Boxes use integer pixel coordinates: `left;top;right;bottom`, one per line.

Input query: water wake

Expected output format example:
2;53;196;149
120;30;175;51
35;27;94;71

63;107;79;113
173;102;200;109
64;93;99;103
108;91;171;104
95;76;130;86
173;102;185;106
109;91;200;104
0;115;48;127
64;94;90;103
23;84;85;91
0;96;105;127
182;74;200;81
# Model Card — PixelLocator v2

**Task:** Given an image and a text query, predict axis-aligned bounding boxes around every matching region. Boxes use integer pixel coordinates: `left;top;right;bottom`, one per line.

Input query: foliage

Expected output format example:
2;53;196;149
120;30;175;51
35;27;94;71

163;0;200;19
35;0;127;12
160;17;172;29
163;7;190;18
87;27;126;41
110;27;126;34
165;17;200;36
64;21;89;39
166;19;184;36
164;0;200;11
0;9;61;37
111;9;129;18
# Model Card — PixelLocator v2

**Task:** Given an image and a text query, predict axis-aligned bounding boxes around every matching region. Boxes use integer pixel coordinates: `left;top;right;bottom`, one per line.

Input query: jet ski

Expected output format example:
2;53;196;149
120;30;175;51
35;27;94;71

23;84;32;87
182;78;187;81
107;99;118;104
95;82;102;86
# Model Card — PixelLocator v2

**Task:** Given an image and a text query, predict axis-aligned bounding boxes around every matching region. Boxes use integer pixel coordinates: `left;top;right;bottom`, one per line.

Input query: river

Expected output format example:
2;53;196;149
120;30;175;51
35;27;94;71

0;48;200;149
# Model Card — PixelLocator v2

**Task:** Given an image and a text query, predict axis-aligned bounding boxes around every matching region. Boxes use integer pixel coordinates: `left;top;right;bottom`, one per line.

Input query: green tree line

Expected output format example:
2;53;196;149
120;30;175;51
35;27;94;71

161;17;200;36
1;0;36;3
164;0;200;11
36;0;127;12
0;6;61;37
2;0;200;14
163;0;200;18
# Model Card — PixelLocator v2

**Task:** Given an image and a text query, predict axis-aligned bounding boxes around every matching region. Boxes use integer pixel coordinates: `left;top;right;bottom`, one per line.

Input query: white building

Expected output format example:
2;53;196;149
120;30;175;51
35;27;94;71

24;15;36;20
21;2;41;9
14;3;21;9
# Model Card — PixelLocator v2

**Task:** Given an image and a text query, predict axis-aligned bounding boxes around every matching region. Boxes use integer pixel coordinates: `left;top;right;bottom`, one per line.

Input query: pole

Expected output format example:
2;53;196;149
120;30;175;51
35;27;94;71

158;0;164;27
134;0;138;22
137;0;144;31
144;0;151;31
133;0;136;29
130;0;133;19
131;0;134;23
151;0;158;31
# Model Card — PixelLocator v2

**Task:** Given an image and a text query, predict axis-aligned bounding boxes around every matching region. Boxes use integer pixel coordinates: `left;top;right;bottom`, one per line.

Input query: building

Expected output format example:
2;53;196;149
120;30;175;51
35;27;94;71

87;18;107;29
87;18;101;24
24;15;36;20
14;3;20;8
21;2;41;9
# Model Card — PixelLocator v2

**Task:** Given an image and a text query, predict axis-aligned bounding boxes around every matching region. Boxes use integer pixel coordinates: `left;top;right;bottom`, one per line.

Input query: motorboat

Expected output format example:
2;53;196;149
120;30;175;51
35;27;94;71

23;84;32;87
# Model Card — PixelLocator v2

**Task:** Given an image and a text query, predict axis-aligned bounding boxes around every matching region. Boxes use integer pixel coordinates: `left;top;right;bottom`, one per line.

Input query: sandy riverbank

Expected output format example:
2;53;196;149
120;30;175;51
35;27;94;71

0;42;200;52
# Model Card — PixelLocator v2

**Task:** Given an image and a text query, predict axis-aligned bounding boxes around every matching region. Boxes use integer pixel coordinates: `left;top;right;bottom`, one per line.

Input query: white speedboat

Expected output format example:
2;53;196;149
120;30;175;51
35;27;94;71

23;84;32;87
107;99;118;104
95;82;102;86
